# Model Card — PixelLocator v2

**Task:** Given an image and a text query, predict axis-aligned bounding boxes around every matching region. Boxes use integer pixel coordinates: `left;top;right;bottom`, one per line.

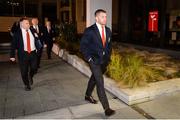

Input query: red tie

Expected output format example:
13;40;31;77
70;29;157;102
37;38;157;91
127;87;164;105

26;30;31;53
101;26;105;47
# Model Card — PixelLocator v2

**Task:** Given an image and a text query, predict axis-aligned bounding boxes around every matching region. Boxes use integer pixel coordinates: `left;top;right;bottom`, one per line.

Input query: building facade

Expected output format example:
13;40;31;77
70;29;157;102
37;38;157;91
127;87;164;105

0;0;180;49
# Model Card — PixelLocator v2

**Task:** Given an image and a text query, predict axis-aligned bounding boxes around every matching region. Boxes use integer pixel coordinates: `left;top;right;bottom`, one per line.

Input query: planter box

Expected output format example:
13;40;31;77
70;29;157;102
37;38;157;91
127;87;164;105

52;44;180;105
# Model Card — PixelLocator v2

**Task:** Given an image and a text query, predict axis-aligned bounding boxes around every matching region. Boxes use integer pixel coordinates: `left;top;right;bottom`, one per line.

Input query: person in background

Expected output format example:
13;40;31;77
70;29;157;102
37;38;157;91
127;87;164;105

31;17;44;68
43;21;55;59
80;9;115;116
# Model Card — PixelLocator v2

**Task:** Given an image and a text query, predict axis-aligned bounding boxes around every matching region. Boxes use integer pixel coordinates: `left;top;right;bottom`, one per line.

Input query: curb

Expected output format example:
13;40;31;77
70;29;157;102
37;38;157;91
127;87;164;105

52;44;180;105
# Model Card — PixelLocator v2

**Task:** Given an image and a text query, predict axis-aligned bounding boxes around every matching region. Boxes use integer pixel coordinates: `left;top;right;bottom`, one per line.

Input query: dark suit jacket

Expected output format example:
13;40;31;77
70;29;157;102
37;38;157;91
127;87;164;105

10;21;20;37
30;25;44;44
10;28;41;62
80;23;112;65
43;27;55;45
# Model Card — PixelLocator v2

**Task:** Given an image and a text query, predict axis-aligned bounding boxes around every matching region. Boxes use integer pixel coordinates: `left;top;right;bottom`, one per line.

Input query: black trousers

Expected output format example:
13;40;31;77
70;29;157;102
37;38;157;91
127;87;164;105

37;47;43;67
85;62;109;110
47;42;53;59
19;51;37;86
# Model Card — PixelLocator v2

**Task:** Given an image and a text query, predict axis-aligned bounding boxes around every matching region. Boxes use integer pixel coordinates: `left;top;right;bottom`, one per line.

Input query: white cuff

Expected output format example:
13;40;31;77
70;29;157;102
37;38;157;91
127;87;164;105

88;58;92;62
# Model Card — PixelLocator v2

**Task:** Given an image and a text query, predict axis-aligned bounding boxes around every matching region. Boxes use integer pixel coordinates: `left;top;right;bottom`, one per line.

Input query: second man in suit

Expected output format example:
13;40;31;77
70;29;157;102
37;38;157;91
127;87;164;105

31;17;44;68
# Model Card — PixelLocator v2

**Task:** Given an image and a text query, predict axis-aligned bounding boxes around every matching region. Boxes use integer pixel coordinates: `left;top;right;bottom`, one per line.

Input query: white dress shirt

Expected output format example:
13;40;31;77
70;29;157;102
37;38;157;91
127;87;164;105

47;26;51;33
96;22;106;40
33;25;39;33
21;28;36;52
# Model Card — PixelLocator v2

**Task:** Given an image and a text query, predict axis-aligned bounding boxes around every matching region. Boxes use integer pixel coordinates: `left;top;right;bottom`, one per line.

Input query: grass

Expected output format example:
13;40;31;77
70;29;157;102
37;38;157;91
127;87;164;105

106;49;165;88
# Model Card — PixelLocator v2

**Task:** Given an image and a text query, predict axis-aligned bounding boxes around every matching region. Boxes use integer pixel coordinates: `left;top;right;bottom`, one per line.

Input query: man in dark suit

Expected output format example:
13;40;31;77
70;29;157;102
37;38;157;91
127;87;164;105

43;21;55;59
10;17;41;91
80;9;115;116
30;18;44;68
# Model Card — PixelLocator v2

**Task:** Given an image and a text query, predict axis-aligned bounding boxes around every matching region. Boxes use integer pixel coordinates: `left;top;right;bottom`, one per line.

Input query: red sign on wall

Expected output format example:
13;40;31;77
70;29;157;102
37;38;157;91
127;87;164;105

148;11;158;32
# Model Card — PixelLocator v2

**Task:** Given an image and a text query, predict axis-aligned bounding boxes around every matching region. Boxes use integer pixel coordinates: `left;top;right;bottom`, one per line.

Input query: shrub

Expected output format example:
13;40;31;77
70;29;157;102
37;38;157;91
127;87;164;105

106;49;161;88
54;22;82;56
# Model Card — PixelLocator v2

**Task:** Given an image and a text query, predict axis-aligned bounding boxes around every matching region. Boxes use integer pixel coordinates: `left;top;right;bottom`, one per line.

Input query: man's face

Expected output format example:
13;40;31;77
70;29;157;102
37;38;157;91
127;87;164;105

95;12;107;26
22;20;30;30
46;21;51;27
32;18;38;25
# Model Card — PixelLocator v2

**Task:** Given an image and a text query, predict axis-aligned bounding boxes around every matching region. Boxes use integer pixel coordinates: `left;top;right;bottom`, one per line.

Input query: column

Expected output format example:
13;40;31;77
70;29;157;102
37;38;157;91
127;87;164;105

38;0;42;23
160;0;167;47
86;0;112;29
76;0;85;33
69;0;72;21
118;0;131;41
57;0;61;23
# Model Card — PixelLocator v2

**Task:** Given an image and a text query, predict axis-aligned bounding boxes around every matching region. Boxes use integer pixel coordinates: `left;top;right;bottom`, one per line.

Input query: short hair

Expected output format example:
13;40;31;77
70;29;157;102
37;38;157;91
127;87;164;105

32;17;38;20
94;9;106;16
19;17;28;22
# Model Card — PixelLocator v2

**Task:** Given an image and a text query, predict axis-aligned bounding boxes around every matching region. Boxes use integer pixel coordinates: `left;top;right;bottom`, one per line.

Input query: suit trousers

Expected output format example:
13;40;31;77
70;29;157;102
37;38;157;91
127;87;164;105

47;42;53;59
19;51;37;86
85;62;109;110
37;47;43;67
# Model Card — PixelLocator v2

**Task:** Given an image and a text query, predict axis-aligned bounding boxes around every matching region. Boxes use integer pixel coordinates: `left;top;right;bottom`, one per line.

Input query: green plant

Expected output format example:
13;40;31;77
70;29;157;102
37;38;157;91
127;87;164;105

54;22;81;54
106;49;161;88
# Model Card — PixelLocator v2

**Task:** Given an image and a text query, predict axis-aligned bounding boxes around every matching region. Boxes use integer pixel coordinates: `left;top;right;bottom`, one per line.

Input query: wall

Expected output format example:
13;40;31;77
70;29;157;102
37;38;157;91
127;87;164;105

112;0;119;33
0;17;33;32
167;0;180;12
0;17;21;32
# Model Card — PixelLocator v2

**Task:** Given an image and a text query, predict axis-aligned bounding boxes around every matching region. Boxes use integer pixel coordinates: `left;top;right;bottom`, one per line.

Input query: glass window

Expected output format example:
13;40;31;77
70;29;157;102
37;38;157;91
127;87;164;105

0;0;37;17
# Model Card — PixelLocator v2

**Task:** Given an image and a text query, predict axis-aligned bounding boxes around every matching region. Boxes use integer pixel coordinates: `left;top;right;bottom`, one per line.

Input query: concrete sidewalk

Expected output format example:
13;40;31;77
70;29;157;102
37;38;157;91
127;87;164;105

18;99;144;119
1;44;180;119
135;91;180;119
0;50;145;119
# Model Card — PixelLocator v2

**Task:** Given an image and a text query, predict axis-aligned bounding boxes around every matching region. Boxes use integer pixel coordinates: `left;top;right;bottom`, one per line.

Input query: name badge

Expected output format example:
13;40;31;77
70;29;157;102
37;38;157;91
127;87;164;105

34;33;38;37
103;51;105;55
108;37;111;43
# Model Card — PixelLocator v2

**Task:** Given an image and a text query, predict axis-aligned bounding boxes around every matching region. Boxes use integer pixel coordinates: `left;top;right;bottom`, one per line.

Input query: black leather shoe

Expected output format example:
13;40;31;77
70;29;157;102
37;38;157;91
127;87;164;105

105;108;115;116
25;85;31;91
85;96;98;104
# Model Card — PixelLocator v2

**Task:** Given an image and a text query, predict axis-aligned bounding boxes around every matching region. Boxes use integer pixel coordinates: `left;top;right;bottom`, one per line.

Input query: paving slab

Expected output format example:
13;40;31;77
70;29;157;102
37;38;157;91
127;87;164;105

18;108;72;119
18;99;145;119
136;91;180;119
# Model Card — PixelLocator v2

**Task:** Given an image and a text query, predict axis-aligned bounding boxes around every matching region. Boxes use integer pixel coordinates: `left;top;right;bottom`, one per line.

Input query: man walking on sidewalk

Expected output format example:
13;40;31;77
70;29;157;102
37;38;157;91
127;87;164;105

10;17;41;91
80;9;115;116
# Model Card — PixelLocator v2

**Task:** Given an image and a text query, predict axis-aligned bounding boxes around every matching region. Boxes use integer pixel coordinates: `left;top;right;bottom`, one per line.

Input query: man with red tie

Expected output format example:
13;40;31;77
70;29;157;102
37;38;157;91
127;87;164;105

10;17;41;91
80;9;115;116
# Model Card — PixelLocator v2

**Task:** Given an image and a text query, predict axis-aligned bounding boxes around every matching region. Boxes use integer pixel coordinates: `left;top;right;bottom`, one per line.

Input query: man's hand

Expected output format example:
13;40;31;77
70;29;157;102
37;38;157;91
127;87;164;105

10;58;16;62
